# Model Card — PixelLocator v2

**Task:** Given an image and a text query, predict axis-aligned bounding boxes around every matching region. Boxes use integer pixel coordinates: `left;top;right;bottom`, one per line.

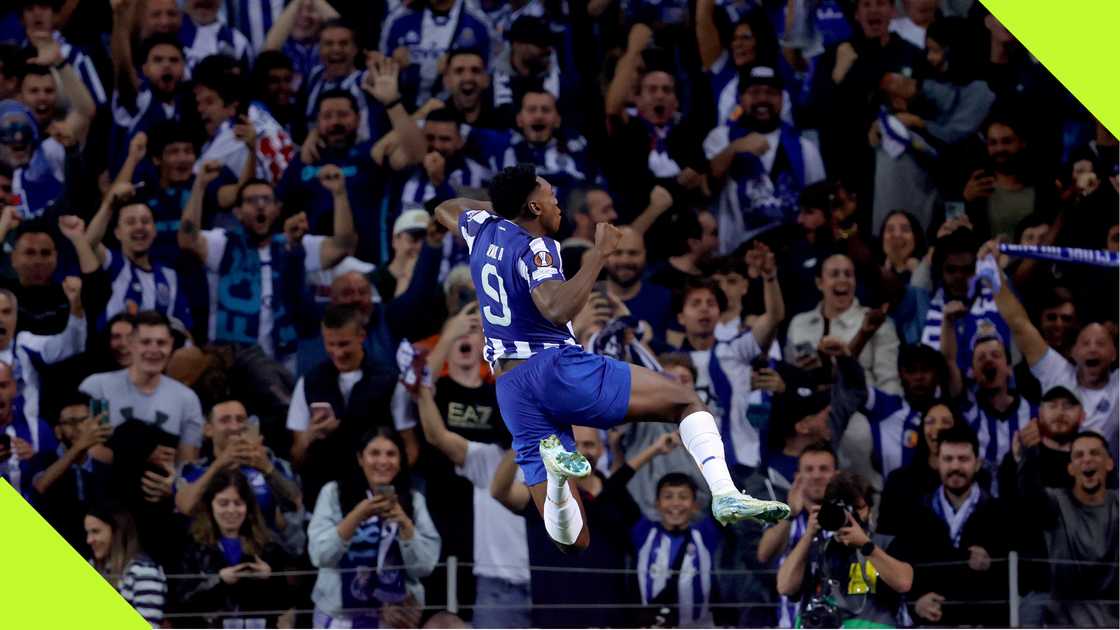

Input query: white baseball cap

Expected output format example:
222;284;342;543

393;209;430;236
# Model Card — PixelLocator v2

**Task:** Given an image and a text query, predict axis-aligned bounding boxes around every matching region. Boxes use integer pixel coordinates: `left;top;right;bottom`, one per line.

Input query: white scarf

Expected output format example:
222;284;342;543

196;102;294;185
934;482;980;548
418;0;465;94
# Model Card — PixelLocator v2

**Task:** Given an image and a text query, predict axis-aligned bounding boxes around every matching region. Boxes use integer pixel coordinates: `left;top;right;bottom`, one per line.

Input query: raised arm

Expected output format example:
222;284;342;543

362;57;426;169
28;35;94;143
86;183;137;262
434;197;493;232
696;0;723;70
58;216;102;275
216;117;258;209
981;240;1049;366
749;248;785;351
532;223;621;326
316;165;357;268
265;0;310;51
605;23;652;118
113;131;148;188
628;185;673;237
490;448;531;512
110;0;140;97
179;161;221;260
415;386;469;467
940;300;966;398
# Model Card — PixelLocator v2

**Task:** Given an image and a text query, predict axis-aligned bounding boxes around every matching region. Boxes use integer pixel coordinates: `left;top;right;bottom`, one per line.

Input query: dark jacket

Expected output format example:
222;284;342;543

300;351;397;507
172;539;289;628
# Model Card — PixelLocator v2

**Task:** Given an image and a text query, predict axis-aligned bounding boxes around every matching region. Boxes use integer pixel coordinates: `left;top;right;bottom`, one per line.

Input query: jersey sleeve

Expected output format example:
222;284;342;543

458;208;495;253
521;237;564;290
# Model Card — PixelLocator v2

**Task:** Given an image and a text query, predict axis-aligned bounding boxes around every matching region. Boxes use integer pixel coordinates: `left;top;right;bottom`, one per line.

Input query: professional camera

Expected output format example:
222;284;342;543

801;591;844;629
817;497;854;531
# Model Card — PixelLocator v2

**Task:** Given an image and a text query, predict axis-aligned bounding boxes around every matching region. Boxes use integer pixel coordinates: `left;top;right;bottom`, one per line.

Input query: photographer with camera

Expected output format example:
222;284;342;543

777;471;915;628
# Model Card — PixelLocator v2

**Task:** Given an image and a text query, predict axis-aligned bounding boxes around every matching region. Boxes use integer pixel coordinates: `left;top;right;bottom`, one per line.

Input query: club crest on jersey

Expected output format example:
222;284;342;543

904;429;920;449
533;250;554;268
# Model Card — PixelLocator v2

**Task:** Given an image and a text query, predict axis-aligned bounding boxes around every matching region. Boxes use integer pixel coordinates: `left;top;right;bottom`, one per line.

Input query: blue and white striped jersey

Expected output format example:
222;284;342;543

863;386;923;478
459;209;577;364
226;0;286;51
963;391;1035;496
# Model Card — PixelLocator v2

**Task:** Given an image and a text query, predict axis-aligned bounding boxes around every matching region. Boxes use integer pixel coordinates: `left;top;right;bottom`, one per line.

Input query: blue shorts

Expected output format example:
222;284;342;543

495;345;632;486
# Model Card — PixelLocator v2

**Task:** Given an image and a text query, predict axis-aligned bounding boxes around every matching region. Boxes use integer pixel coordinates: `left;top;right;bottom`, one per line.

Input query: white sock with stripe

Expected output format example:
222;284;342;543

679;410;737;496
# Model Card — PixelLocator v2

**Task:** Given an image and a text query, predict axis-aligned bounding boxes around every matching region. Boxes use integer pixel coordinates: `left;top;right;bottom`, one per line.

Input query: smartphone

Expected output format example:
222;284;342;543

90;399;111;424
244;416;261;442
310;402;334;419
945;201;966;222
374;484;397;501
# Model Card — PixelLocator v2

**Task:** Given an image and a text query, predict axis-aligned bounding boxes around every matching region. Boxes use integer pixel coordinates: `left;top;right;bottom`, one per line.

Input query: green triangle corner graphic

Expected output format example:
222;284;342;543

0;482;148;628
982;0;1120;135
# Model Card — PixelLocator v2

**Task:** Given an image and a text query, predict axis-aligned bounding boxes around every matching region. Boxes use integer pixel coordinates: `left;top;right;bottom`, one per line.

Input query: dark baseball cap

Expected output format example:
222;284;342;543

898;343;944;372
1041;385;1082;407
774;370;831;423
741;65;783;89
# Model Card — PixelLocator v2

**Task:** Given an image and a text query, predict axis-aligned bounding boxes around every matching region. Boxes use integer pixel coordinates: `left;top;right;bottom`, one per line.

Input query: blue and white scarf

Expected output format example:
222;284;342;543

213;229;303;357
339;508;407;627
636;525;713;626
931;483;981;548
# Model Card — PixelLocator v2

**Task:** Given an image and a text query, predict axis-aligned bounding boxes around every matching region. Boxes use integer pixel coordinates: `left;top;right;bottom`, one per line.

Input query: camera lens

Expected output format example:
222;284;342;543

817;499;849;531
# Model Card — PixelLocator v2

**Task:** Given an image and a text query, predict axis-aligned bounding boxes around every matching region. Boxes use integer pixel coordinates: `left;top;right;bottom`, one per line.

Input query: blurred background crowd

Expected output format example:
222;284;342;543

0;0;1116;628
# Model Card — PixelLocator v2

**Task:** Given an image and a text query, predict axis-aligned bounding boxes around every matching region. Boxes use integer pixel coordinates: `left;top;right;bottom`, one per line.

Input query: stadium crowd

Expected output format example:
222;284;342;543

0;0;1117;627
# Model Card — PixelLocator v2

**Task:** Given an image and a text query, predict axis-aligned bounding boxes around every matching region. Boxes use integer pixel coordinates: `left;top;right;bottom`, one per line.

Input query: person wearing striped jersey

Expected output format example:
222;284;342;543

941;305;1034;493
85;507;167;628
0;278;85;432
300;20;389;144
261;0;340;93
981;236;1119;458
436;166;788;555
0;360;57;500
400;107;490;208
16;0;108;109
633;472;722;627
179;0;253;71
68;184;191;331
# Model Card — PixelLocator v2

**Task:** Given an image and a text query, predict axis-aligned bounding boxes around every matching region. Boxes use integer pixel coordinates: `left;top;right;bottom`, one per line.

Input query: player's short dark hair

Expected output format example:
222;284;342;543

935;423;980;457
673;277;728;316
656;472;698;498
322;303;365;331
234;178;273;206
55;390;92;415
133;310;172;334
489;164;540;220
138;33;184;64
148;121;197;157
799;441;837;467
316;88;359;115
17;61;51;80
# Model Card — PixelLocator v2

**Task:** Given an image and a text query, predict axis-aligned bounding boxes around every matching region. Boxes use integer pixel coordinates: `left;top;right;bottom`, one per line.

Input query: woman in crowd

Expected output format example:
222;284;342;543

308;427;440;628
880;209;932;344
785;253;902;393
86;506;167;628
173;469;289;628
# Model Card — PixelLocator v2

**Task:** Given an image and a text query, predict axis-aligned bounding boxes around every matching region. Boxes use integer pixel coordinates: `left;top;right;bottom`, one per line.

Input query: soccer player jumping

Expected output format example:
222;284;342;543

436;165;790;550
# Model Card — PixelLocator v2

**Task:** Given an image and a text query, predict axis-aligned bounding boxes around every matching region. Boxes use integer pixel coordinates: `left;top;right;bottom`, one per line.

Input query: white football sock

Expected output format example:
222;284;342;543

679;410;737;496
543;469;583;545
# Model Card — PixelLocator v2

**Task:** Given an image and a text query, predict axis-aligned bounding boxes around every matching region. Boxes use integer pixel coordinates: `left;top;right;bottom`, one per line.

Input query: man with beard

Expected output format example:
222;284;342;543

301;20;389;143
491;17;579;129
69;183;192;330
942;323;1035;489
0;277;84;462
177;0;252;71
919;226;1010;376
910;423;1008;627
604;25;708;222
108;25;190;175
963;117;1055;241
984;238;1119;455
380;0;495;109
400;107;490;207
705;66;825;252
439;48;502;129
1016;431;1118;627
278;64;425;264
604;226;673;344
80;311;203;464
483;90;593;205
179;162;356;371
